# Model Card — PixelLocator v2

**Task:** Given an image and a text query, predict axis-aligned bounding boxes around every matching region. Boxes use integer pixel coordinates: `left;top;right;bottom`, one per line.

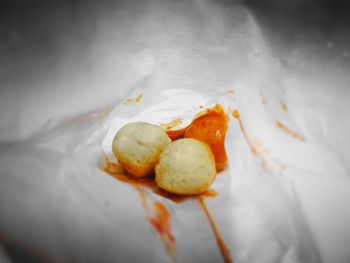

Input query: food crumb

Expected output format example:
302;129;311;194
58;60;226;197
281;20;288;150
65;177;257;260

281;103;288;111
160;118;183;131
124;94;143;105
228;107;239;119
224;89;235;94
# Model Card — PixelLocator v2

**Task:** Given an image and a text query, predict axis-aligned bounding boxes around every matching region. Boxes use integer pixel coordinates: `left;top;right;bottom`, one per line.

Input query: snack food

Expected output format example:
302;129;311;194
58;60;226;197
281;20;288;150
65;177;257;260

165;104;228;172
112;122;171;178
155;138;216;195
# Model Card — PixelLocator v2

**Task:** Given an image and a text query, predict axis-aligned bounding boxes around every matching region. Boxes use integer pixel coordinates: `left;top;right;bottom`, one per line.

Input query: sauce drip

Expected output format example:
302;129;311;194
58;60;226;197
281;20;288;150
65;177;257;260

229;108;269;170
148;201;176;258
276;120;305;141
135;188;176;258
166;104;229;172
229;108;286;172
198;196;233;263
229;108;256;155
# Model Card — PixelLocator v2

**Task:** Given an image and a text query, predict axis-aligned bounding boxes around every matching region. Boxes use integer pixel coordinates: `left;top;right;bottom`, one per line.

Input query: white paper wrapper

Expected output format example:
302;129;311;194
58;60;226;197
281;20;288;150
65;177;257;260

98;83;321;263
1;1;350;263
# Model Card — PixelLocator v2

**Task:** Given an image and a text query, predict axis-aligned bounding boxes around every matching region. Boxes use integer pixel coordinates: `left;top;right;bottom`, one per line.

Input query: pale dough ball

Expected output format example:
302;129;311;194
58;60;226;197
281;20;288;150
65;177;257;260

112;122;171;178
155;138;216;195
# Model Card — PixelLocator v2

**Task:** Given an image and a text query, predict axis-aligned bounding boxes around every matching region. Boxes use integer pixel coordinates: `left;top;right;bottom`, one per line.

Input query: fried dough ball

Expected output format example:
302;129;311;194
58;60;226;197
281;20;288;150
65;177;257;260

112;122;171;178
155;138;216;195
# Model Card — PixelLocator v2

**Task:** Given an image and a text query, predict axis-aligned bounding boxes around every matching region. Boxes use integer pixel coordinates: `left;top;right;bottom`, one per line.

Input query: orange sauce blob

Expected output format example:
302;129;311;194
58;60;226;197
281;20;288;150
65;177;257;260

166;104;229;172
166;126;188;141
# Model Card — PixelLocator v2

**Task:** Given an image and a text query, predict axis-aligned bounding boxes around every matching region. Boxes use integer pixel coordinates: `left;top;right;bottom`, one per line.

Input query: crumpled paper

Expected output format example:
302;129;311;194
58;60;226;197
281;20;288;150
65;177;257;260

1;1;350;262
98;78;321;263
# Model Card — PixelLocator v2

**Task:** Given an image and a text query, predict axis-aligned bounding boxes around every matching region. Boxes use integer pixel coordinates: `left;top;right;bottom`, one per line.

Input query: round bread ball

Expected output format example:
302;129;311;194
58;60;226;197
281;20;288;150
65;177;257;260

112;122;171;178
155;138;216;195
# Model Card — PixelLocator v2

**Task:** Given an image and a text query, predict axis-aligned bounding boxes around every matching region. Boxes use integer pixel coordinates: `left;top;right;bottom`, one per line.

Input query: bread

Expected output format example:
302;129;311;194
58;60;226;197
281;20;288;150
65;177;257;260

155;138;216;195
112;122;171;178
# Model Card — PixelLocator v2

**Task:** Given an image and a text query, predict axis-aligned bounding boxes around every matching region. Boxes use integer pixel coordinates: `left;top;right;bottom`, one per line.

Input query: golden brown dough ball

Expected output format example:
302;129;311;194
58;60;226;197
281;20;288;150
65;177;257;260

155;138;216;195
112;122;171;178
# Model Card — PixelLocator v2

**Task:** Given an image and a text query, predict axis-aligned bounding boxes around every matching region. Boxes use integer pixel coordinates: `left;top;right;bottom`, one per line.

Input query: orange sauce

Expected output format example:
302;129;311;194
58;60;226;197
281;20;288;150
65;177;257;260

136;187;150;211
105;162;158;188
166;126;188;141
229;108;287;172
148;201;176;258
105;162;218;203
229;108;269;170
276;120;305;141
166;104;229;172
135;187;176;258
198;196;233;263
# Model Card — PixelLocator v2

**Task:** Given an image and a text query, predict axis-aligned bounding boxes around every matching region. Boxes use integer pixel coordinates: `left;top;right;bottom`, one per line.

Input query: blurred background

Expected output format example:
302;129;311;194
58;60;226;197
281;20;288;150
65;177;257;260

0;0;349;140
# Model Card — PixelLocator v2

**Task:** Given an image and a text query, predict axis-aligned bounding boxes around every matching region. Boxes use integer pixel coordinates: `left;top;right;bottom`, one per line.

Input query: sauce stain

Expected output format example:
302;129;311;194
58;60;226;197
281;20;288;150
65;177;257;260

276;120;305;141
198;196;233;263
105;164;176;258
166;126;188;141
136;188;150;211
104;162;222;259
136;188;176;259
228;108;254;154
225;89;235;94
124;94;143;105
148;201;176;258
281;103;288;111
160;118;183;131
228;108;285;172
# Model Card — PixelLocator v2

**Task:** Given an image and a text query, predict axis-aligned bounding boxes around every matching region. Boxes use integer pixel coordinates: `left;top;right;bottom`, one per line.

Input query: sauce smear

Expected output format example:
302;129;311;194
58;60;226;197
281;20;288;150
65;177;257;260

148;201;176;258
135;188;176;258
198;196;233;263
276;120;305;141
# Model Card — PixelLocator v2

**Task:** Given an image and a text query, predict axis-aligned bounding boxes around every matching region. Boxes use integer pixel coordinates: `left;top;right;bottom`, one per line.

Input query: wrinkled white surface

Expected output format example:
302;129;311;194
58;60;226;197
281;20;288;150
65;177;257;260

1;1;350;263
